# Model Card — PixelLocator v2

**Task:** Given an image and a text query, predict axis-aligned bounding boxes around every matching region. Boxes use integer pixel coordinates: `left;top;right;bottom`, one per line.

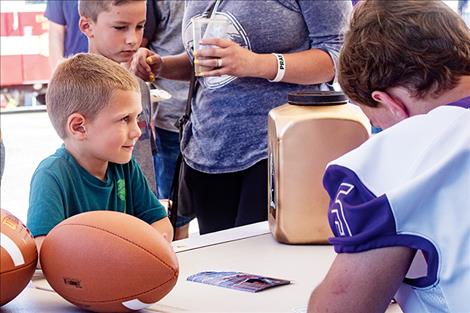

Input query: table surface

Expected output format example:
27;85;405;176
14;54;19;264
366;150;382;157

2;222;403;313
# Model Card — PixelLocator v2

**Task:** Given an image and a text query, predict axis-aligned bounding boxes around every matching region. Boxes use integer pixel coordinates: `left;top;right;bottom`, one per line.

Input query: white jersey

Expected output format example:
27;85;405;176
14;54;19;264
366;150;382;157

324;97;470;313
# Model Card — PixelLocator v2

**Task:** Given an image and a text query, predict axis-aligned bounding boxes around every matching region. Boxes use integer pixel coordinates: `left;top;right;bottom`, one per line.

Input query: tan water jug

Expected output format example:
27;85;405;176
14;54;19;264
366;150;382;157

268;91;370;244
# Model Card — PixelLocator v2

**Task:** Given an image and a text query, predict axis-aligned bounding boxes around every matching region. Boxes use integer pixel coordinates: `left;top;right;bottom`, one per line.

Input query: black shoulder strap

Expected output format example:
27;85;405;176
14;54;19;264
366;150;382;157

203;0;221;18
174;0;221;135
174;72;197;141
168;70;197;232
168;0;223;236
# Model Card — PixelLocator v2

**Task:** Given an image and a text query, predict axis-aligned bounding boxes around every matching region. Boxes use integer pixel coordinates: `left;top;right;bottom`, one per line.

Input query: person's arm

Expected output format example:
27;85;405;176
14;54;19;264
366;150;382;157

28;166;67;270
308;246;416;313
150;217;174;244
128;159;175;243
159;53;193;80
194;40;335;85
48;20;66;70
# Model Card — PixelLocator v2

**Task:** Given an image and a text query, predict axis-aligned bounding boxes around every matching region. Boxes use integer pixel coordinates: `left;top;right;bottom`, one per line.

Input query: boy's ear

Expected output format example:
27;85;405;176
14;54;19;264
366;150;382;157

79;16;94;38
67;113;87;139
371;91;409;122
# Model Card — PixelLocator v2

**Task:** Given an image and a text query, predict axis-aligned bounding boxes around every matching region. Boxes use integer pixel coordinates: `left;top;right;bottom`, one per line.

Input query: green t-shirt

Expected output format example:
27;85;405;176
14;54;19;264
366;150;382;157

27;146;167;237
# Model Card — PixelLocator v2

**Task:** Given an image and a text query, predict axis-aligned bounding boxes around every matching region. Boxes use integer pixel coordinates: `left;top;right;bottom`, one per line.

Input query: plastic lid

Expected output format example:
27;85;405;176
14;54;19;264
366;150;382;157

287;91;348;106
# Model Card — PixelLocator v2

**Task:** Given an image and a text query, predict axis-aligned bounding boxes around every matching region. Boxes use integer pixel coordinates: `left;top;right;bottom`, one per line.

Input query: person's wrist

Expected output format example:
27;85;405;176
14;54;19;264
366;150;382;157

268;53;285;82
156;56;167;78
251;53;277;80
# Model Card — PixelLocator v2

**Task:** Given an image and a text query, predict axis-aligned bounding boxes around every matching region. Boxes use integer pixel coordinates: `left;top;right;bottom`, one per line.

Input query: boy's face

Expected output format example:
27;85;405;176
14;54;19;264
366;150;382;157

81;1;146;63
82;89;142;167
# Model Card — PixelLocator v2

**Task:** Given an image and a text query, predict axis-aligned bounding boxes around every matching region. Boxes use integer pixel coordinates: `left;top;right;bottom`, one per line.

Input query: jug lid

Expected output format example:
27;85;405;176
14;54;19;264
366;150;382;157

288;91;348;106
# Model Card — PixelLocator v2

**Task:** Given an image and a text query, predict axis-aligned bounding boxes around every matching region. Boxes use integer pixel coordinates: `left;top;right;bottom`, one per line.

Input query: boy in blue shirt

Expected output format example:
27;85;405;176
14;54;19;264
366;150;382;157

308;1;470;312
44;0;88;69
27;54;173;256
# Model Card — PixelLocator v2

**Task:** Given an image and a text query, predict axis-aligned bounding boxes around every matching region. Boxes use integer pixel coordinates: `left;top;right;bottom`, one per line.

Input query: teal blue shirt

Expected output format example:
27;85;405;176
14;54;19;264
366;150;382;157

27;146;167;237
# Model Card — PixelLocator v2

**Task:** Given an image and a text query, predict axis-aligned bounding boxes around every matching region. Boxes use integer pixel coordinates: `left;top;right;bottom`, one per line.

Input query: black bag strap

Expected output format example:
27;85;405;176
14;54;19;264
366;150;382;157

174;72;198;141
167;1;222;236
167;73;197;230
168;153;183;229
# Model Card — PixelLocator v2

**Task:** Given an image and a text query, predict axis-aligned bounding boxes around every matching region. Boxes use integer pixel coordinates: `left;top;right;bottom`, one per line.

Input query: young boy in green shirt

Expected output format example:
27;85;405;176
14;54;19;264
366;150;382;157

77;0;193;240
27;54;173;255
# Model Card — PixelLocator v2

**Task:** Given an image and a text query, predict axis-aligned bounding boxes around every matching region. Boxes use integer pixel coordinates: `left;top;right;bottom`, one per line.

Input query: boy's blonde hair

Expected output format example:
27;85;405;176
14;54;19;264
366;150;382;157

46;53;139;139
78;0;145;21
339;0;470;107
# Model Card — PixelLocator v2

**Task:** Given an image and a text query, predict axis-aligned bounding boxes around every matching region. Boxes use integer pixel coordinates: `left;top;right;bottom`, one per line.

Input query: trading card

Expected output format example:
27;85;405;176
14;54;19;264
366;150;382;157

187;271;291;292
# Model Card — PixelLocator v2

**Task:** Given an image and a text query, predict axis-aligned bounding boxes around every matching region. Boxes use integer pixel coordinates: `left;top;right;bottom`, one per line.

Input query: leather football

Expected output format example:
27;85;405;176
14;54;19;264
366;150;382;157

40;211;179;312
0;208;38;306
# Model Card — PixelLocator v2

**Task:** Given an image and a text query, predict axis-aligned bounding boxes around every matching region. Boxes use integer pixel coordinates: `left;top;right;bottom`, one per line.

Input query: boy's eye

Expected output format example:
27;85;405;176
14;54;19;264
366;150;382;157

114;26;126;31
121;116;130;122
136;25;144;30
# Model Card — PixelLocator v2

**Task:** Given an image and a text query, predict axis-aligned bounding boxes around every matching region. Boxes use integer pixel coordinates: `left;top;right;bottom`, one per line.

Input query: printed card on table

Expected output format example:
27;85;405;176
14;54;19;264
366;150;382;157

187;271;291;293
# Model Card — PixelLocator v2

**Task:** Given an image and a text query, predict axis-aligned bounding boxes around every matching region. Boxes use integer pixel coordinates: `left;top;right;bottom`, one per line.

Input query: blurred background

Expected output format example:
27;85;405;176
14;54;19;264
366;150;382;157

1;0;49;112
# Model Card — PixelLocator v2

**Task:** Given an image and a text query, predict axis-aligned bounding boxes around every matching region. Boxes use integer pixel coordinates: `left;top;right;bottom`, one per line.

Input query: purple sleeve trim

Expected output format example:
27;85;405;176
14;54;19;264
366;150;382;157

447;95;470;109
323;165;397;240
323;165;439;288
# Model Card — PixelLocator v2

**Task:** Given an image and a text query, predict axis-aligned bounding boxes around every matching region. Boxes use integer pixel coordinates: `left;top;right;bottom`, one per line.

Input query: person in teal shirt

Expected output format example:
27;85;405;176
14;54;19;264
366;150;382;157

27;53;173;258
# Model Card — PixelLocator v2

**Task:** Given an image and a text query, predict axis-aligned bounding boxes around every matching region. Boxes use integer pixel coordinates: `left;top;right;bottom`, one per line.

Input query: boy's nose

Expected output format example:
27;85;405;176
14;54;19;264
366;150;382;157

131;121;142;139
125;31;138;46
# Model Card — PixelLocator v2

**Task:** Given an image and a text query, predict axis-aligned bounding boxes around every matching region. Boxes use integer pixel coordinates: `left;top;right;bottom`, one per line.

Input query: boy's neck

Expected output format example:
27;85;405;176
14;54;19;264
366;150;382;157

88;42;98;56
434;75;470;103
400;75;470;115
424;75;470;108
64;140;108;181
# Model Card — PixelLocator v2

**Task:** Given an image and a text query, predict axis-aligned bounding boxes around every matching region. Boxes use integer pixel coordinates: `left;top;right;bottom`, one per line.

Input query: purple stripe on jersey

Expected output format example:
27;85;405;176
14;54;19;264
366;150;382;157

323;165;396;242
323;165;439;288
447;95;470;108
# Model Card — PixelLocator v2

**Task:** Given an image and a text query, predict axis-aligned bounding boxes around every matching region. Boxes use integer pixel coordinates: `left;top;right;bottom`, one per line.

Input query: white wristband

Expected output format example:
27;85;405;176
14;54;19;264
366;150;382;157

268;53;286;82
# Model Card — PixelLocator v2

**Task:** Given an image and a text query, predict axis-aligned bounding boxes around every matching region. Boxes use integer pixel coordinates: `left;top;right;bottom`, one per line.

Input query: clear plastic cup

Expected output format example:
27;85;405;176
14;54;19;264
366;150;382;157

192;16;231;76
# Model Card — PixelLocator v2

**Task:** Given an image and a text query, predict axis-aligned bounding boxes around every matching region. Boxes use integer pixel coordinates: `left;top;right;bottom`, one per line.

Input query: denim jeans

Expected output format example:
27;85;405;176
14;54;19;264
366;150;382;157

371;126;383;134
154;127;179;198
153;127;192;227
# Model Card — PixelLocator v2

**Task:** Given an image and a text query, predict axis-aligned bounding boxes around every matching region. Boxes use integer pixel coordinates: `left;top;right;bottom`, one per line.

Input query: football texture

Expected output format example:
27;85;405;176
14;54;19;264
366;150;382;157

0;208;38;306
40;211;179;312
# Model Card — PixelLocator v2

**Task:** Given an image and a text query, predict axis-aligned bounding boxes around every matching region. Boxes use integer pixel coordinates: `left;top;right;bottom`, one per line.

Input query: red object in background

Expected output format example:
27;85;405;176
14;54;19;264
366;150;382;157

0;2;51;88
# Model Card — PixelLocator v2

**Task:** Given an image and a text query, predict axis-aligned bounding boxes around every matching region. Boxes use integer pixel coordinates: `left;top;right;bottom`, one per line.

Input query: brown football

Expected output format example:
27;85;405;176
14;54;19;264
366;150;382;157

0;208;38;306
40;211;179;312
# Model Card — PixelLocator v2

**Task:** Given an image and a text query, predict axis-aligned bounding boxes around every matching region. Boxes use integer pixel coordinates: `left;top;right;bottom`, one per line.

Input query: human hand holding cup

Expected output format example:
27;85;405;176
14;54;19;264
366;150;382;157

192;16;231;76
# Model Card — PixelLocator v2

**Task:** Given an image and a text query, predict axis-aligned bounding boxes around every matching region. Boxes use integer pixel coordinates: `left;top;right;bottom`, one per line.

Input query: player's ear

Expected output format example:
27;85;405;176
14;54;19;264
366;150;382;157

67;113;87;139
79;16;94;38
371;90;409;123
